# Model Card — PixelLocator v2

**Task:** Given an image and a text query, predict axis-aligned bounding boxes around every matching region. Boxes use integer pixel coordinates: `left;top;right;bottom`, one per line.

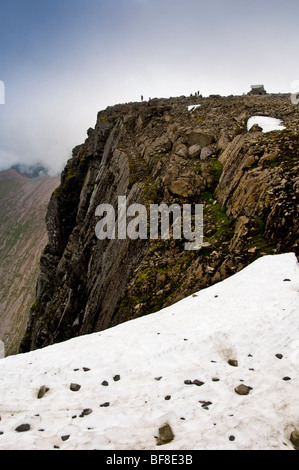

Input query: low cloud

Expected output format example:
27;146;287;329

0;0;298;177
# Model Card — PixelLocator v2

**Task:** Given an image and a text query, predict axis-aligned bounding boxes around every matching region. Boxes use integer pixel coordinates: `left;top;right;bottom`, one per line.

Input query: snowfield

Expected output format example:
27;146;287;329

0;253;298;450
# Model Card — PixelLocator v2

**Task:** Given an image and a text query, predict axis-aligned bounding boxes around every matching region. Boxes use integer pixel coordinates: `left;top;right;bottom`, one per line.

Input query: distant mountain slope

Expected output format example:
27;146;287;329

0;169;59;355
0;253;298;450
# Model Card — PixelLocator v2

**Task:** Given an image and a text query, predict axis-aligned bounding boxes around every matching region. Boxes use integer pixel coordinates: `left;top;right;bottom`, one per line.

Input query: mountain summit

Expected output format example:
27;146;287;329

20;93;299;353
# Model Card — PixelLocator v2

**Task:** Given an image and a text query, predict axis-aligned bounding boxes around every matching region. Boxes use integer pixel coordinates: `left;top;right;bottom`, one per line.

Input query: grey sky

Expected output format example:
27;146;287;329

0;0;298;174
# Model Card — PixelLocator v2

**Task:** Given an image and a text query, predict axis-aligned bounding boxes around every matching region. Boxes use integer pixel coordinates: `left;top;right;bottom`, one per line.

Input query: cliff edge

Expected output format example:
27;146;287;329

20;93;299;352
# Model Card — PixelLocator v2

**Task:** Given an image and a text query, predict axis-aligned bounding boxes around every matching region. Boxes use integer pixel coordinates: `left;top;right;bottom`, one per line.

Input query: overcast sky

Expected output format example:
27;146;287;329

0;0;298;175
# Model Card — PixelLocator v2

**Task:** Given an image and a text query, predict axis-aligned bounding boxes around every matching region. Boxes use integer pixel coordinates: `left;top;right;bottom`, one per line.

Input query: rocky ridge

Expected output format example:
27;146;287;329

20;93;299;352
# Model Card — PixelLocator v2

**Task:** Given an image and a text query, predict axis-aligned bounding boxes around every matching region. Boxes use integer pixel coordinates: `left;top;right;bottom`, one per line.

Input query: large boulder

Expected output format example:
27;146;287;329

186;129;214;148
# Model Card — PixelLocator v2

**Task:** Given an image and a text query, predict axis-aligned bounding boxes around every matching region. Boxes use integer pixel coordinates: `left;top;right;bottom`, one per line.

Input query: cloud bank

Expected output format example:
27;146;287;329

0;0;298;175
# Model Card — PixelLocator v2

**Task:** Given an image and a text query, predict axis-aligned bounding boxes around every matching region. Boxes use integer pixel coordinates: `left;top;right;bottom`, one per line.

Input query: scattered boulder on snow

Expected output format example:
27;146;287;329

70;383;81;392
200;401;213;409
184;379;204;386
184;380;192;385
37;385;49;399
100;402;110;407
156;423;175;446
290;430;299;450
228;359;238;367
234;384;253;396
15;424;30;433
79;409;93;418
192;380;205;387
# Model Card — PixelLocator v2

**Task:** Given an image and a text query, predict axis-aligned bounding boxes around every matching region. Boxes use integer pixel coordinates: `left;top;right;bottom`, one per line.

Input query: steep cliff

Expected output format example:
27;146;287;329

20;93;299;352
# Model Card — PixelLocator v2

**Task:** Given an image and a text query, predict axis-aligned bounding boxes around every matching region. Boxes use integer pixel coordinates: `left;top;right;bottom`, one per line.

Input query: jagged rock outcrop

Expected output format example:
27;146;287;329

20;94;299;352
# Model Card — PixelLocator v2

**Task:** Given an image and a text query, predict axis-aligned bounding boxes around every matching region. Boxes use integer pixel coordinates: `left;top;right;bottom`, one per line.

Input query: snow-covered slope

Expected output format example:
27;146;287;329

0;253;298;450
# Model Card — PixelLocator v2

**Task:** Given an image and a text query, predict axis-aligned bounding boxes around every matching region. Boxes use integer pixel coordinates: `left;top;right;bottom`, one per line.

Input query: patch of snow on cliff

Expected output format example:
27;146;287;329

247;116;286;133
187;104;201;111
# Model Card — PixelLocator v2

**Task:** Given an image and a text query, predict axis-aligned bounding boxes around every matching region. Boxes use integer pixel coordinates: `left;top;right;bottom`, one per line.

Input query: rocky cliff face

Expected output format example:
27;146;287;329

20;93;299;352
0;170;59;355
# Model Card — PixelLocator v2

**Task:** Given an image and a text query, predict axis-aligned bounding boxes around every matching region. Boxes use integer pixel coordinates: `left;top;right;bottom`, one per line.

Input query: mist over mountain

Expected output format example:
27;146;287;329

11;163;50;178
1;1;298;180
